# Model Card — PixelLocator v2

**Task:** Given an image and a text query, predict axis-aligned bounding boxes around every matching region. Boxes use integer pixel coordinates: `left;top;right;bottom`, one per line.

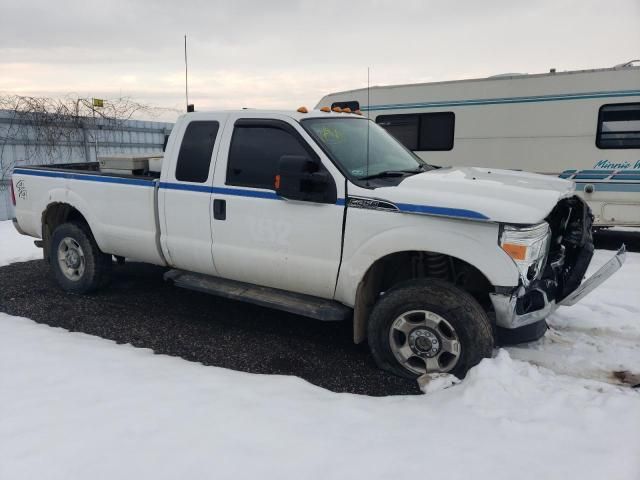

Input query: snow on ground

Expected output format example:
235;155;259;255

0;220;41;266
507;249;640;385
1;220;639;480
2;314;639;480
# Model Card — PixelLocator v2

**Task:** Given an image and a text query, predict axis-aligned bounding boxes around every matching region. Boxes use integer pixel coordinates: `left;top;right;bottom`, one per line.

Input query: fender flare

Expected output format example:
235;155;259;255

40;189;108;252
335;222;519;307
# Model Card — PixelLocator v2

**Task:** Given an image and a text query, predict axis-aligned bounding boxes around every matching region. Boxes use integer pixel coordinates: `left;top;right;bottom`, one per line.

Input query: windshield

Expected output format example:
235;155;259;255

302;117;429;180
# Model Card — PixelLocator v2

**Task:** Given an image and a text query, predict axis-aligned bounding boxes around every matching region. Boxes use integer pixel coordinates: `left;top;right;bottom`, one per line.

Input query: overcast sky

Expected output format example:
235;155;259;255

1;0;639;121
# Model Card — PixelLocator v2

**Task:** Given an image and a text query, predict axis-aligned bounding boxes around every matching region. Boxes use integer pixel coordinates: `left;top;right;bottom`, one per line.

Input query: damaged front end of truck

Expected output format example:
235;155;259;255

491;196;626;343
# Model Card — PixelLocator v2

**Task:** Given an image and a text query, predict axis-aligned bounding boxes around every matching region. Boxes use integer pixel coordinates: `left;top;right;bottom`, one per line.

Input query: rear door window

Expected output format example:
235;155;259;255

175;121;219;182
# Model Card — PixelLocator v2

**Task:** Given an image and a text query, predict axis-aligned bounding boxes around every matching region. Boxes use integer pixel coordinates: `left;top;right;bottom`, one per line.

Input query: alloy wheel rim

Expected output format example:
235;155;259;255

57;237;86;281
388;309;461;375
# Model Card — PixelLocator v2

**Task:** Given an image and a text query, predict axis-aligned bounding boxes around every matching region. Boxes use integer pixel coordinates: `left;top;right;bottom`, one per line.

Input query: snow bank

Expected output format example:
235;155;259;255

0;220;41;266
0;313;639;480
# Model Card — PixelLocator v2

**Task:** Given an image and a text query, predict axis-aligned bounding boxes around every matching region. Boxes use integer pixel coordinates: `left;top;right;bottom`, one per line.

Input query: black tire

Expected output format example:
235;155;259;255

49;222;112;294
368;279;494;379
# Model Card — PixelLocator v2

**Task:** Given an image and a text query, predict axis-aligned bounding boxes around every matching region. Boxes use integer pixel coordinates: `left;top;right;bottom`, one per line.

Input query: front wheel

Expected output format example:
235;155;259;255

50;222;112;294
368;279;494;379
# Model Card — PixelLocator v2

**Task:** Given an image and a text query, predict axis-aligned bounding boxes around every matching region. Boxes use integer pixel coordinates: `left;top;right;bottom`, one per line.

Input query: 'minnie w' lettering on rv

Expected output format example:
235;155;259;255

593;160;640;170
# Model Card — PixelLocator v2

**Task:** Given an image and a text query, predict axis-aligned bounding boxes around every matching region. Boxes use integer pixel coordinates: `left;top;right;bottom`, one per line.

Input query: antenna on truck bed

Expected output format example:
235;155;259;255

184;35;189;112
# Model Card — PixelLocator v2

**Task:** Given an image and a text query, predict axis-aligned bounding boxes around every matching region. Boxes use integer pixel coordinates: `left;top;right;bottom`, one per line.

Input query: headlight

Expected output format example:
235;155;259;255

500;222;550;285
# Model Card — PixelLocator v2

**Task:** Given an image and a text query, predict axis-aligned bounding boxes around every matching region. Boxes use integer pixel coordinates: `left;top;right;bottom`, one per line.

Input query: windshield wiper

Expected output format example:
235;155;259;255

358;167;424;181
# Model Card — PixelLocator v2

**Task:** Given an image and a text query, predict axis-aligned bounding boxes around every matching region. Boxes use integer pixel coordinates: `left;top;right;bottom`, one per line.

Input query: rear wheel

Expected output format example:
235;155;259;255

50;222;112;294
368;279;494;379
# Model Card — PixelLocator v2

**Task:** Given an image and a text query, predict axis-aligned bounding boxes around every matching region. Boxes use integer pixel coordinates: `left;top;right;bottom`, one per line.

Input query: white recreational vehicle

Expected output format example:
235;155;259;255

317;63;640;226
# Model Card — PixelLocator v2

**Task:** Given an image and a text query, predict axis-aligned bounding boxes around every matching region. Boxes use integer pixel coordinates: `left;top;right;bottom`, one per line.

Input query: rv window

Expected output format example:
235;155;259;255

376;112;455;151
597;103;640;149
376;114;419;150
418;112;455;151
227;124;310;190
175;121;219;183
330;101;360;112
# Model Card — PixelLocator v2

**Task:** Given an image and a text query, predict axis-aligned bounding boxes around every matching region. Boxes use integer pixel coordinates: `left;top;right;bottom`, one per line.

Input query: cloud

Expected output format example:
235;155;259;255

1;0;638;122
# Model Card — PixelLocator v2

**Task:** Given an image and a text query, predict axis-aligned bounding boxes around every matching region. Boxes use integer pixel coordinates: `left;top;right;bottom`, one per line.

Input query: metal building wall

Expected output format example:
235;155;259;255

0;180;11;222
0;110;174;221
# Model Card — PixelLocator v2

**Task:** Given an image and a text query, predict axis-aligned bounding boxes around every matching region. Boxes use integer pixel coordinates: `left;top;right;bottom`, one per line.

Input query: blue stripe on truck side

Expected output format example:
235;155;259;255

157;181;211;193
13;168;489;219
12;168;155;187
160;181;280;200
395;202;490;220
13;169;333;203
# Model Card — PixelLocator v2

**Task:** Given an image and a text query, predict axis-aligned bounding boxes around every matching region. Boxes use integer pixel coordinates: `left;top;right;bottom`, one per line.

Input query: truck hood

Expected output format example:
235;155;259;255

372;166;575;224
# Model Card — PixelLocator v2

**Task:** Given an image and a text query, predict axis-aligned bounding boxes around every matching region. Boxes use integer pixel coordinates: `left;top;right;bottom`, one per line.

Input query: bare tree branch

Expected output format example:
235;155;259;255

0;94;178;188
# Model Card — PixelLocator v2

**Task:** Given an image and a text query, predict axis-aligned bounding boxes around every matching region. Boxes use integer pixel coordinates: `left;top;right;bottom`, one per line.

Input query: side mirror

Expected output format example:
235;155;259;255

275;155;337;204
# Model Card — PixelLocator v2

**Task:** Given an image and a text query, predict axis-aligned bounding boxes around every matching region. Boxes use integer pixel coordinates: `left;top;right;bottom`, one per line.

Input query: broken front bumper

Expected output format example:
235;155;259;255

490;245;626;330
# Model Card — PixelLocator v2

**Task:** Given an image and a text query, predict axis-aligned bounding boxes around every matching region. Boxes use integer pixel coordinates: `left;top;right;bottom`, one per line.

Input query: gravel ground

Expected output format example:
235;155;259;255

0;259;420;396
1;230;635;397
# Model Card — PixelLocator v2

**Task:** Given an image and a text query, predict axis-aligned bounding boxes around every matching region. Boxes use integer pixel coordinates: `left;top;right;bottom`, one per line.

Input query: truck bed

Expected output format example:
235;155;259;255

12;162;165;266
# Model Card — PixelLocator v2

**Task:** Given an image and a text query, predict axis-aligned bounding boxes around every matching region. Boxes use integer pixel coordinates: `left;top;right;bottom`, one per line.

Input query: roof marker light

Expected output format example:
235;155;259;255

320;106;331;112
342;107;352;113
297;106;308;113
331;106;342;113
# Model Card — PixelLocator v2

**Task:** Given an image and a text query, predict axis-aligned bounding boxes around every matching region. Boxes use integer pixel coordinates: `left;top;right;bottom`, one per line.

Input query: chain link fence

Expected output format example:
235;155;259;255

0;180;11;221
0;110;173;221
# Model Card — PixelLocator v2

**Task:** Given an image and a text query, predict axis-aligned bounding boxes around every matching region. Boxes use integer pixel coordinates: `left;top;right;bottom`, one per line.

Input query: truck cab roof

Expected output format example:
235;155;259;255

177;109;365;123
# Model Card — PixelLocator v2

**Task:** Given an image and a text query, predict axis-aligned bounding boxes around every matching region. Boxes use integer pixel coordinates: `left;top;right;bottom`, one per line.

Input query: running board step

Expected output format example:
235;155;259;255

164;269;352;321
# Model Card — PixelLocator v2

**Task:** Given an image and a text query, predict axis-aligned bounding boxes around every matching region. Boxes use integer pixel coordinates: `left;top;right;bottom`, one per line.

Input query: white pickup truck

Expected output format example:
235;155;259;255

11;108;625;379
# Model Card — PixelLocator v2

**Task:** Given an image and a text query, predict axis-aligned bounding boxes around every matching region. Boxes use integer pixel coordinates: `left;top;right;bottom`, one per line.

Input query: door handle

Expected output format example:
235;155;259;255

213;199;226;220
